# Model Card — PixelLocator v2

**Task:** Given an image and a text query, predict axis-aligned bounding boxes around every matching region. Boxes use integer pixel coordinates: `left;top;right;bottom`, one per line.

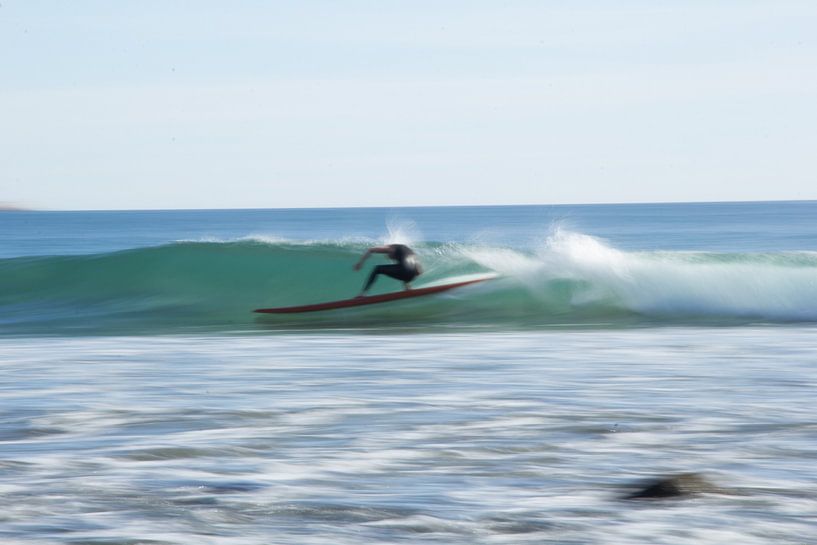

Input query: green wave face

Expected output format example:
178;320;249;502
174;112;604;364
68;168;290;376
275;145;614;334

3;233;817;335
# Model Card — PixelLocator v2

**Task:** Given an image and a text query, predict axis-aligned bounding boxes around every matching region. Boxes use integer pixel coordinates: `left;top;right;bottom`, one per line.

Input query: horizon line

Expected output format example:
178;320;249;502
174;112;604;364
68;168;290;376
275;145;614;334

9;197;817;213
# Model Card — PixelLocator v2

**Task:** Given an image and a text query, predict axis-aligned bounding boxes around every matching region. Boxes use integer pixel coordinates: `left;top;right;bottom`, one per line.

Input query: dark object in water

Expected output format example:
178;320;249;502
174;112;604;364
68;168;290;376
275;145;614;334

623;472;722;500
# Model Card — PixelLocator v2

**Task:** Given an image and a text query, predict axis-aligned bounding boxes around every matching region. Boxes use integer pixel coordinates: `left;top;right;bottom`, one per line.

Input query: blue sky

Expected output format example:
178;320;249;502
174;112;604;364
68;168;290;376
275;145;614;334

2;1;816;210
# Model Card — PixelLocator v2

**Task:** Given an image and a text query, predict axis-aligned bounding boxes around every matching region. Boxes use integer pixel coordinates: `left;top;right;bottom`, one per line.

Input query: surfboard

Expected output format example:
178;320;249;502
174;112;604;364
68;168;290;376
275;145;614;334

254;275;494;314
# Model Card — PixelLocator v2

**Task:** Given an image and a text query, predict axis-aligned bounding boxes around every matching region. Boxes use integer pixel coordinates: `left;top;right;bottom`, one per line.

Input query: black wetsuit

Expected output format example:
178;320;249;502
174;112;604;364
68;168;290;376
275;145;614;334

362;244;422;292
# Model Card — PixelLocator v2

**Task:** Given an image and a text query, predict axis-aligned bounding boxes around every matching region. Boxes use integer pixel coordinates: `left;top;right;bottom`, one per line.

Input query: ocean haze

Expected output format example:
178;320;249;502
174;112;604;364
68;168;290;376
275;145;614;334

2;2;816;209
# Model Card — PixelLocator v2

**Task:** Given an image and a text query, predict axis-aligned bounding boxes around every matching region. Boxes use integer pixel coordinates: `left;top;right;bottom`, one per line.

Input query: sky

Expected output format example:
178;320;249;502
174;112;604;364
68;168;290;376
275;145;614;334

1;1;816;210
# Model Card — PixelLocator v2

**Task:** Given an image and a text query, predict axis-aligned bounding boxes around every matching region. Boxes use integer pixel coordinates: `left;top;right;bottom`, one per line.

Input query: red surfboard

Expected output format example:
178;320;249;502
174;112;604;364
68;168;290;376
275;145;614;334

254;276;494;314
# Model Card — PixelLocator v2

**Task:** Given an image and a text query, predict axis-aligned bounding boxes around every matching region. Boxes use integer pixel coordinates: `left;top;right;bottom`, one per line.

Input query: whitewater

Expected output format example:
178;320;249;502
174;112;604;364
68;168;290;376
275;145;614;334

1;202;816;545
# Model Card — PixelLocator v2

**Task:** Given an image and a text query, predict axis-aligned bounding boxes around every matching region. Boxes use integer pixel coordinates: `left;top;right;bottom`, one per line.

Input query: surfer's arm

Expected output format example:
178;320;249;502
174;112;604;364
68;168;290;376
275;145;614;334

353;246;391;271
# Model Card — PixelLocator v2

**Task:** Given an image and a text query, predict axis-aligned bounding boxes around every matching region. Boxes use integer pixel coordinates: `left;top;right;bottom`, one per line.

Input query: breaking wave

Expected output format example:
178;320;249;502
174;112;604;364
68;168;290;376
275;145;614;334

2;230;817;335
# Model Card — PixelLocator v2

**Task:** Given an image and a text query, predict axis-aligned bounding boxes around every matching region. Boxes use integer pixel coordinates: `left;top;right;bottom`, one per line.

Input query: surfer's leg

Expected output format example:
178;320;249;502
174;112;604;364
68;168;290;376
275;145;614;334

362;265;392;293
402;267;419;290
361;264;403;293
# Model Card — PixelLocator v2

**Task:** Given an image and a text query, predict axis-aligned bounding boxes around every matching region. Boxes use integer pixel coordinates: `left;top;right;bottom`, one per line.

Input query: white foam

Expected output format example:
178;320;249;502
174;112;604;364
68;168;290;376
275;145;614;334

451;227;817;321
384;217;423;246
175;234;374;247
537;228;817;320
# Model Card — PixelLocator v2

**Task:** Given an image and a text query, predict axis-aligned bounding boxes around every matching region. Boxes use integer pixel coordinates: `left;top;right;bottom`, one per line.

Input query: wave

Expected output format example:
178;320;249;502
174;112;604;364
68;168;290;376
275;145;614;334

2;230;817;335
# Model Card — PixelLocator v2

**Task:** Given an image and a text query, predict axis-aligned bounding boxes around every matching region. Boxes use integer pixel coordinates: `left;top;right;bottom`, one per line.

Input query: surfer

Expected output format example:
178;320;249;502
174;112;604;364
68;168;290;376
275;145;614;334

354;244;423;296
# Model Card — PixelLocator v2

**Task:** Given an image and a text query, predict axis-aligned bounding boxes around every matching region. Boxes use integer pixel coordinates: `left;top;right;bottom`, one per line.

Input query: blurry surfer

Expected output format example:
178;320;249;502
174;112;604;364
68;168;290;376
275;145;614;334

354;244;423;296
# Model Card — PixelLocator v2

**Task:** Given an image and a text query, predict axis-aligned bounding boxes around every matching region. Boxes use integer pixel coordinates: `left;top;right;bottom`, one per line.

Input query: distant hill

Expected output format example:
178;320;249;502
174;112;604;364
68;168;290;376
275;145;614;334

0;202;29;211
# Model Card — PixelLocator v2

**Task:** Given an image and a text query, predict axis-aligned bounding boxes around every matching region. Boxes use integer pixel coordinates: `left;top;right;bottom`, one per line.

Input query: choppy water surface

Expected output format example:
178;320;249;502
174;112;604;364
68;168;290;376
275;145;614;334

2;329;816;544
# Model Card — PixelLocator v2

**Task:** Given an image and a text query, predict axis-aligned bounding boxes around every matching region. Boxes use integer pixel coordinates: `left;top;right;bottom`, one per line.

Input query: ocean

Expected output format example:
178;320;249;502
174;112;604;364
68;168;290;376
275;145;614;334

1;202;816;544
